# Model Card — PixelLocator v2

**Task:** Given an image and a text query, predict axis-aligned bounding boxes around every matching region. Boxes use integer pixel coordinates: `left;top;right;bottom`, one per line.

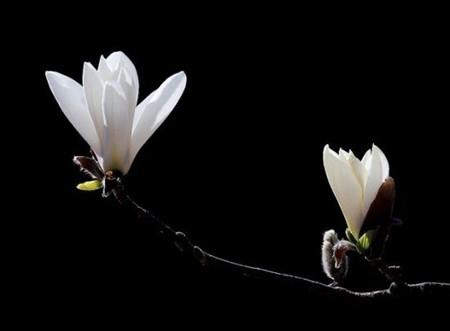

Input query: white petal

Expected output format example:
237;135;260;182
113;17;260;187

363;145;386;217
347;150;367;189
373;144;389;180
361;149;372;169
46;71;100;154
323;145;365;238
101;82;133;173
82;62;105;146
106;51;139;89
98;55;114;82
118;68;138;111
338;148;350;160
118;67;132;85
129;71;187;170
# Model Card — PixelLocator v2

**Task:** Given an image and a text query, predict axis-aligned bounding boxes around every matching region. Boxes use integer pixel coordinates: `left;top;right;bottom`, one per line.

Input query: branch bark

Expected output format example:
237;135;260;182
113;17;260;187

110;182;450;303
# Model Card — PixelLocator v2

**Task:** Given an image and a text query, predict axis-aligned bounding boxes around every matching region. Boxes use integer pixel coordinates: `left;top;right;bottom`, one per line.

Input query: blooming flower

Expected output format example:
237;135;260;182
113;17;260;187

323;144;390;240
46;51;186;175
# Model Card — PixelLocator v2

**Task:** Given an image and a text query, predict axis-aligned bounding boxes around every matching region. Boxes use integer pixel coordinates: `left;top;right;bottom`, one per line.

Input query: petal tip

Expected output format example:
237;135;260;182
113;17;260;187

174;71;187;82
323;144;339;159
45;70;57;80
83;61;93;69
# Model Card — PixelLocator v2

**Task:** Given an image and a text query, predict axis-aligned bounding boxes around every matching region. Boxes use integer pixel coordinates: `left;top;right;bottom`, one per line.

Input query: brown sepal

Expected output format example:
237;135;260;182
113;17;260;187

73;156;104;180
360;177;396;236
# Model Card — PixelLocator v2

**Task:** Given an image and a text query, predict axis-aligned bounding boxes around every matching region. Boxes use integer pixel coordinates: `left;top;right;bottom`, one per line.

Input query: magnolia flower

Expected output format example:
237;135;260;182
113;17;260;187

323;144;391;241
46;51;186;175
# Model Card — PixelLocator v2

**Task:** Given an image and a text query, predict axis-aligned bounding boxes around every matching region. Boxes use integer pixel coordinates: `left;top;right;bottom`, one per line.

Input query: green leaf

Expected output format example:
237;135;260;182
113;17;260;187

76;180;103;191
357;229;378;252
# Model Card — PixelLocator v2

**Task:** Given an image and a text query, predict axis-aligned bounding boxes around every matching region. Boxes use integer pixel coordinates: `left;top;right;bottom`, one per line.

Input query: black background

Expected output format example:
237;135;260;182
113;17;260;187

4;4;449;324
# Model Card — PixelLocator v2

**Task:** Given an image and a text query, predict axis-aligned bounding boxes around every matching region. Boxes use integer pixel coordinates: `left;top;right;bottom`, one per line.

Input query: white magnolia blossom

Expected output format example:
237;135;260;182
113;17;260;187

46;51;187;175
323;144;389;239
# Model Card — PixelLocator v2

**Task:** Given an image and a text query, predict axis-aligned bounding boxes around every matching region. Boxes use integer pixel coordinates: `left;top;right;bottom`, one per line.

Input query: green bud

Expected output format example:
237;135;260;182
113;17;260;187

76;180;103;191
357;229;378;253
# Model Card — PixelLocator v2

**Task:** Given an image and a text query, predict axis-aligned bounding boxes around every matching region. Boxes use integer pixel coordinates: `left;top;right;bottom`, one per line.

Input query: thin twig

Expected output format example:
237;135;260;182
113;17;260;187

110;183;450;302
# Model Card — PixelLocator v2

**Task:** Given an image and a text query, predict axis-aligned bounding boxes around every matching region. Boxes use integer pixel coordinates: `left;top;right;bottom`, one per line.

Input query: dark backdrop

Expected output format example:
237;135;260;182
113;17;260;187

4;5;449;323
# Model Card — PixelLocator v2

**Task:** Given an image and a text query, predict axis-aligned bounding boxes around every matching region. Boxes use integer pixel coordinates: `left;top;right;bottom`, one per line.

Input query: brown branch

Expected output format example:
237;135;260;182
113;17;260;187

110;182;450;302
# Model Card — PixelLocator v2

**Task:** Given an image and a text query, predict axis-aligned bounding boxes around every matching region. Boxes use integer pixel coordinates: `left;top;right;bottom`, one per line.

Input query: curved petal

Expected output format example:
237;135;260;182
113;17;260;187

106;51;139;89
129;71;186;171
338;149;367;189
373;144;389;180
101;82;133;173
361;149;372;169
363;145;388;217
338;148;349;159
98;55;114;82
324;145;365;238
46;71;100;154
118;68;138;112
82;62;105;146
347;150;367;189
